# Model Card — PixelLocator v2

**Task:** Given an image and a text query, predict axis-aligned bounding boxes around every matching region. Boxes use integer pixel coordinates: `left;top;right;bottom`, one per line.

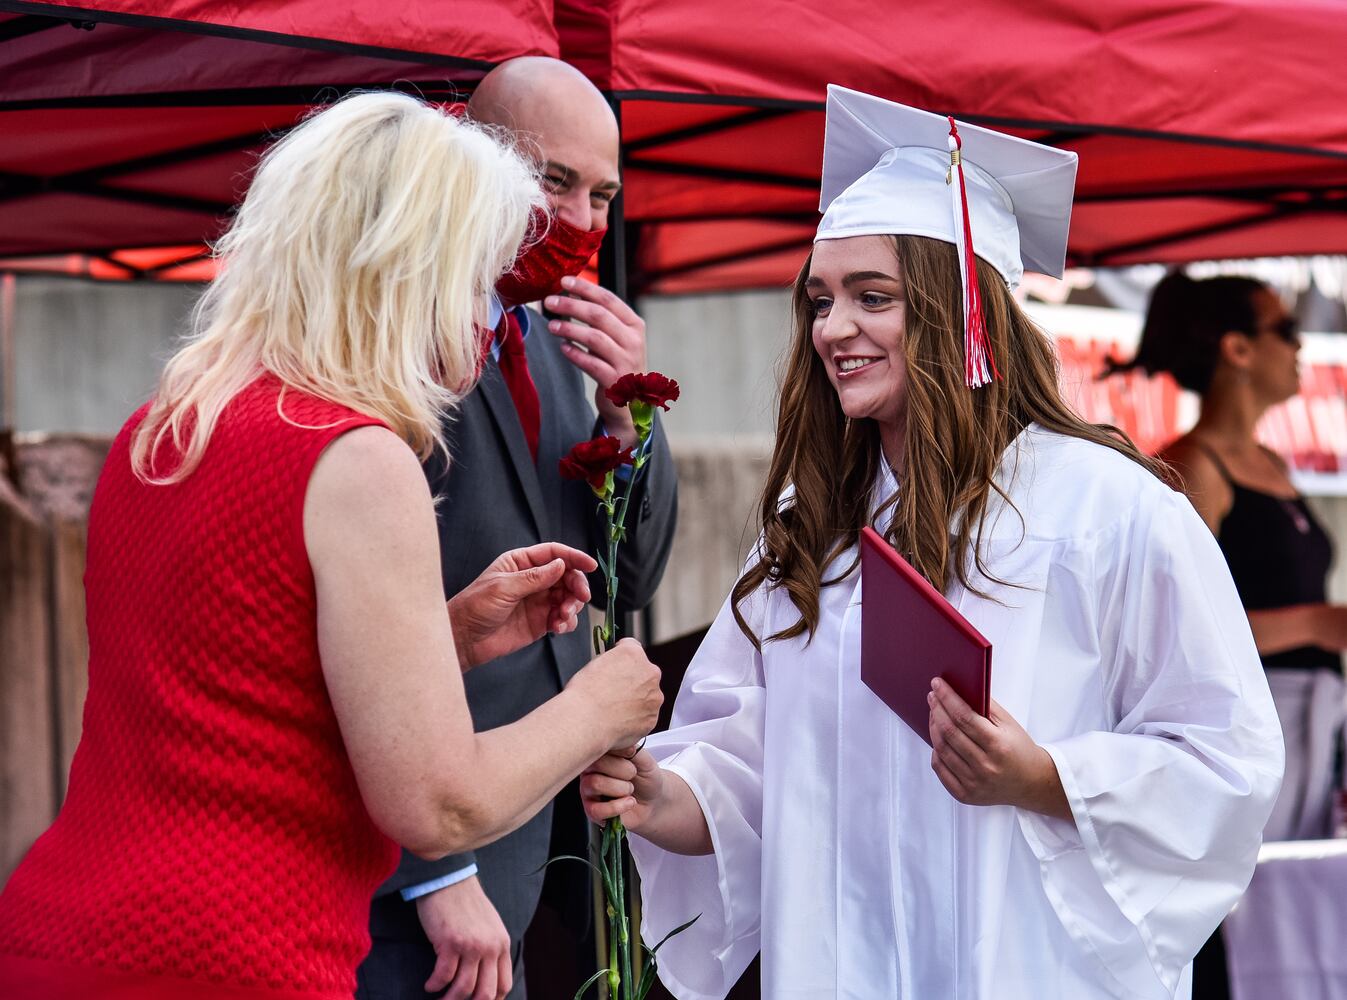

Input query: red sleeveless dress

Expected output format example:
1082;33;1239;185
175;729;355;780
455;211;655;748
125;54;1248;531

0;377;401;999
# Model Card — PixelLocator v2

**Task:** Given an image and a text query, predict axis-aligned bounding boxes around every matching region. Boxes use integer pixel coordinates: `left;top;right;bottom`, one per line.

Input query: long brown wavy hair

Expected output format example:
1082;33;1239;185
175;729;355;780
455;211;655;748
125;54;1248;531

731;234;1162;648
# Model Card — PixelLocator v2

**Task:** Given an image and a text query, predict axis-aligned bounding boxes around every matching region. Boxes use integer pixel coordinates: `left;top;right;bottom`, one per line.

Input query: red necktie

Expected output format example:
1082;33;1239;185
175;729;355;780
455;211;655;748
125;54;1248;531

496;310;540;462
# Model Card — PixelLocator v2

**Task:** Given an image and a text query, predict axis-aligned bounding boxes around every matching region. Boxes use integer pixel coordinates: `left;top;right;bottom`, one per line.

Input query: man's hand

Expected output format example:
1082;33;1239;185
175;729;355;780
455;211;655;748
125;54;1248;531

416;877;513;1000
544;275;648;450
448;543;596;669
927;678;1073;821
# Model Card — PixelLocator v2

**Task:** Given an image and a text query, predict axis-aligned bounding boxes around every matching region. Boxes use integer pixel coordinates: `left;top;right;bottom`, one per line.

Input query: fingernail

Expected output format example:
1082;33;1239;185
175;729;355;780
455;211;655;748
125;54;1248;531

931;679;942;691
548;320;560;332
544;296;558;308
561;275;575;288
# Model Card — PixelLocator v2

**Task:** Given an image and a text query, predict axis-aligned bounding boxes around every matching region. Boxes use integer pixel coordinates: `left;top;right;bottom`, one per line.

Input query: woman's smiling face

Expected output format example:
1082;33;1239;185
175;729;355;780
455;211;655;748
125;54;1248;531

807;235;908;432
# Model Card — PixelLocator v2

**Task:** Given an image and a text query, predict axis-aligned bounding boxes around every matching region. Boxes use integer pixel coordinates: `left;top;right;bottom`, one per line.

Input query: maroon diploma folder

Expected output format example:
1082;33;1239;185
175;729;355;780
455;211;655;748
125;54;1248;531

859;526;992;746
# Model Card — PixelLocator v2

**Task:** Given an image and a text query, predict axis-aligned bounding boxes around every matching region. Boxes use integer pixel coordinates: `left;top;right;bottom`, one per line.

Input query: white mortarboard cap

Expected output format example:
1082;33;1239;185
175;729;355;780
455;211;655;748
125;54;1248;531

816;85;1078;287
815;85;1078;385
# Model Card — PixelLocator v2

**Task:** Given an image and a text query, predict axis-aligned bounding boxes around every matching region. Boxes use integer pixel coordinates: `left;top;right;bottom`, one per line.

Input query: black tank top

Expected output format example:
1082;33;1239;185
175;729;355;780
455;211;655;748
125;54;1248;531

1197;442;1342;673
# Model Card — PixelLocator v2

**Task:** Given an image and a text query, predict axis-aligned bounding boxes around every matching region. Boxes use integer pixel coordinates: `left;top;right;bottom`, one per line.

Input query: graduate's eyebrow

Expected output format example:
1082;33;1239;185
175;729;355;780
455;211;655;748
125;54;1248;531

804;270;899;289
841;270;900;286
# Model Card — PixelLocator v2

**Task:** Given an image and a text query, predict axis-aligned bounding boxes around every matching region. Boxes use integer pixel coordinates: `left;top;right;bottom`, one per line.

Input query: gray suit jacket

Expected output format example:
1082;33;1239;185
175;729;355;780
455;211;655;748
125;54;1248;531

372;306;678;946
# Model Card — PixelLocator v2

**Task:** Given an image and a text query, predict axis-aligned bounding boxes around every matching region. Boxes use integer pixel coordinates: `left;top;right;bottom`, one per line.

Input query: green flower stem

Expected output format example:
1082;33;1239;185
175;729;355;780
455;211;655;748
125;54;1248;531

605;469;637;646
607;900;619;998
593;418;653;1000
630;851;644;984
614;819;632;1000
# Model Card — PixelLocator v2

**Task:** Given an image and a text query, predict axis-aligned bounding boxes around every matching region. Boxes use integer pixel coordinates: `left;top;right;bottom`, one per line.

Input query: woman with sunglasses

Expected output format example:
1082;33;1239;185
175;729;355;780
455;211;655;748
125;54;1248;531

1114;270;1344;843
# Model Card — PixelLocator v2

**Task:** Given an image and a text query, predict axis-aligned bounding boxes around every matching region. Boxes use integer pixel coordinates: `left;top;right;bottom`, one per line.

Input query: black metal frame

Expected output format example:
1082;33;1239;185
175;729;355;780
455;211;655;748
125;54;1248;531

3;2;1346;286
0;127;270;216
0;1;494;68
0;12;68;42
1076;201;1345;265
0;80;474;113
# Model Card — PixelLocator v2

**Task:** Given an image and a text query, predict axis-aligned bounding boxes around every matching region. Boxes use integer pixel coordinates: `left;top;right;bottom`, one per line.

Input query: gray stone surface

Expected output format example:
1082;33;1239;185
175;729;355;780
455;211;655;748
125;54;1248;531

6;273;1346;641
11;277;200;435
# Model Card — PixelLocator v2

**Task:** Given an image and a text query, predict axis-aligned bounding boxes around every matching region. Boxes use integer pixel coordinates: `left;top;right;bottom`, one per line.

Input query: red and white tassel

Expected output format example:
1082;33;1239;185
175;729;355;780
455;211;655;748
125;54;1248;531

947;117;999;388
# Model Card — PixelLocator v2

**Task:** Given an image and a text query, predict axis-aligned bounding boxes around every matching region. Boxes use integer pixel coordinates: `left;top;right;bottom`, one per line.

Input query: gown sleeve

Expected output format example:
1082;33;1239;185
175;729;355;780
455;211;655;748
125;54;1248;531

628;580;769;1000
1016;486;1285;998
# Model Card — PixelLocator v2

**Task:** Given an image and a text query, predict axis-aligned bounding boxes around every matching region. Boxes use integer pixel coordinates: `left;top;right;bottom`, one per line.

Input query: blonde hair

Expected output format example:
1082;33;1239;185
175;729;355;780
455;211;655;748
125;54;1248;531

132;91;545;482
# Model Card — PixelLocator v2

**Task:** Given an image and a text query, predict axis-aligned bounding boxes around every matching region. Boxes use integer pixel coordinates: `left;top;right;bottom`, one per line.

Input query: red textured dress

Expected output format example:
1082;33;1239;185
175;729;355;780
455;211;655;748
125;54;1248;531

0;376;402;999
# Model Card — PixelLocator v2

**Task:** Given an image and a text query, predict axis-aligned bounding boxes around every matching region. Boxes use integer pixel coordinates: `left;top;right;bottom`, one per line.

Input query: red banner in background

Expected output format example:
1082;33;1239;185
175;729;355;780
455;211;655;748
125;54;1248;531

1037;304;1347;494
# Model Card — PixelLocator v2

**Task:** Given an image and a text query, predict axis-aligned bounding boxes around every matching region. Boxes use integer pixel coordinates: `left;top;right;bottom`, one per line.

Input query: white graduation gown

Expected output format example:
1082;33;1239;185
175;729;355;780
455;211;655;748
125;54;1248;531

631;426;1285;1000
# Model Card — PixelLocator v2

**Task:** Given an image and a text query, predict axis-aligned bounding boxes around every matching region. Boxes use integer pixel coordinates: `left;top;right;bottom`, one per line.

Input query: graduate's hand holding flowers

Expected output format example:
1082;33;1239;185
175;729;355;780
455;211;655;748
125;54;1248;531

447;542;596;669
927;678;1073;821
580;746;664;828
580;746;713;857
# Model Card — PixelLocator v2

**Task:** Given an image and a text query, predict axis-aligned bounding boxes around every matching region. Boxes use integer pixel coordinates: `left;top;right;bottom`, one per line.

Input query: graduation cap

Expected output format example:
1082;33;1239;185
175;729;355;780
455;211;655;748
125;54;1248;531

815;85;1078;387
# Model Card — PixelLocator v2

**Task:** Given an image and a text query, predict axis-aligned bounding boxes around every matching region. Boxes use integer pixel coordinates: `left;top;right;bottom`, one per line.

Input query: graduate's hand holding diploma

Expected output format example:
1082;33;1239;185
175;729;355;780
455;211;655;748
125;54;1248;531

927;678;1073;821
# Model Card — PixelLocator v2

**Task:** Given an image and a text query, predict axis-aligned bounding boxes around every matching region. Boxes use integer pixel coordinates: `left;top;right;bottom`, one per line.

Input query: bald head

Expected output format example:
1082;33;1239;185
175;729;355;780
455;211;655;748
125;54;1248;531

469;57;620;231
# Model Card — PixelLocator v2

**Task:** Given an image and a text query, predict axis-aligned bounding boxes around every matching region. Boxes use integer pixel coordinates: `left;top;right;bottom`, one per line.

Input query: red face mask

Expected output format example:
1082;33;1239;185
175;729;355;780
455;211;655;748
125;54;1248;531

496;209;607;306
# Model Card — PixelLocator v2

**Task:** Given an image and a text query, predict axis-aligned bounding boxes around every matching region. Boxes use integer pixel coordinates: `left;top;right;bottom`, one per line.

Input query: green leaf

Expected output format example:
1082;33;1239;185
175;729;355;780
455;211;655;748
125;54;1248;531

650;914;701;955
595;550;610;577
597;859;619;904
572;967;610;1000
530;854;602;879
634;958;658;1000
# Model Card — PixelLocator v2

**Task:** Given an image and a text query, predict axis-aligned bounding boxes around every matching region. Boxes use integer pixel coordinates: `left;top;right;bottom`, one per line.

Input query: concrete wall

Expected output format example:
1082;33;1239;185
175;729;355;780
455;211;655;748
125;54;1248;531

7;279;799;443
616;289;794;639
7;274;1347;641
643;288;792;442
11;277;200;435
3;276;791;641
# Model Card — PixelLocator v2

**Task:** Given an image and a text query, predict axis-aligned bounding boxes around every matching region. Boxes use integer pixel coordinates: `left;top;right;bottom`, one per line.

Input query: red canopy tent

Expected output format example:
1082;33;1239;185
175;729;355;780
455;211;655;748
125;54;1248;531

556;0;1347;293
2;0;1346;294
0;0;555;274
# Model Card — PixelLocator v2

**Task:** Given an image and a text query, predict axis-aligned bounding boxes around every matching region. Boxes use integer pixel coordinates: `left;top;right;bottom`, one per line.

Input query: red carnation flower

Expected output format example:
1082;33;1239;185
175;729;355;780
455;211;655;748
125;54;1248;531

604;372;680;411
559;435;636;493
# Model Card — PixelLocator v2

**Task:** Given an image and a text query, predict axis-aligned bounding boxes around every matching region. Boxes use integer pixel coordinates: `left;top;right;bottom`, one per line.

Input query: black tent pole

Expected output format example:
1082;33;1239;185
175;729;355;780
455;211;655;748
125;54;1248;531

598;95;628;302
598;94;658;648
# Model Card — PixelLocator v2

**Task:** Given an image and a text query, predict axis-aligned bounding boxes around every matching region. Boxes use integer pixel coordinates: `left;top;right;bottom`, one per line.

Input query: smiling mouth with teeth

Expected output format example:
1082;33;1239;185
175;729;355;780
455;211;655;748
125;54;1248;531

839;357;881;373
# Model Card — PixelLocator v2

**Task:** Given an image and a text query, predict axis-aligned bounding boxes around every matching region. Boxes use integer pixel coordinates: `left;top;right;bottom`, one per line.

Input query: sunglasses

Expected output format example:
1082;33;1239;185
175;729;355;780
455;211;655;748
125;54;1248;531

1253;316;1299;344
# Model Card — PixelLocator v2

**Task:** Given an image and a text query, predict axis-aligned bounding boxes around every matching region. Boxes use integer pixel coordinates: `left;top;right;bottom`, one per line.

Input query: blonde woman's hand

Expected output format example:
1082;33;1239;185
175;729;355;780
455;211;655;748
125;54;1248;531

565;638;663;749
927;678;1073;822
447;543;596;669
